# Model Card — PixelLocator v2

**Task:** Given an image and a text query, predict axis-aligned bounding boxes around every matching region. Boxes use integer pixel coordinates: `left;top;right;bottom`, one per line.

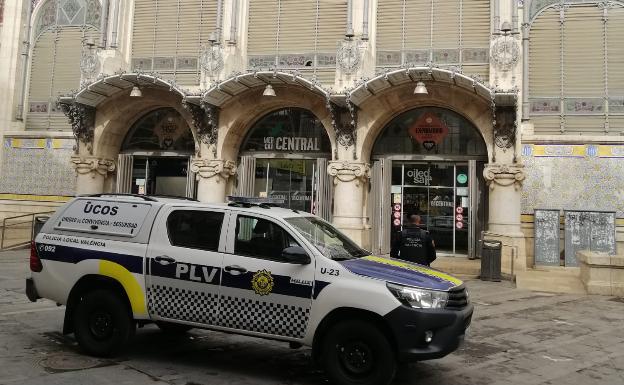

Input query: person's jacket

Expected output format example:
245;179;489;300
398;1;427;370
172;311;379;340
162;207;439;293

390;224;436;266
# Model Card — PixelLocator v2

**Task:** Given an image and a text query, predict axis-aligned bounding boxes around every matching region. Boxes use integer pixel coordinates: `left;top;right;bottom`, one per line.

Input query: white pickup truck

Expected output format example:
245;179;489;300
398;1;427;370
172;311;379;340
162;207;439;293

26;194;472;385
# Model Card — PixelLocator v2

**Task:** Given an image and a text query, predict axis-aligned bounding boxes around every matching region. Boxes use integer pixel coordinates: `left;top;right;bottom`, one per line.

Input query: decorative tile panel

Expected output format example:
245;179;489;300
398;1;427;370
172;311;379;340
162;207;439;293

462;48;489;64
0;139;76;196
29;102;49;113
248;55;276;68
404;50;430;65
609;97;624;114
522;144;624;218
530;98;561;114
278;54;315;68
376;51;401;66
316;53;336;67
433;49;460;64
153;57;175;71
176;57;198;71
131;58;152;71
564;98;605;114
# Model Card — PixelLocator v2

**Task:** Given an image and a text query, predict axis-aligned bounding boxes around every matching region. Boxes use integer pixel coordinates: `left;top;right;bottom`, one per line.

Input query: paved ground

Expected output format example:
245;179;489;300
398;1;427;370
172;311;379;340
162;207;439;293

1;250;623;385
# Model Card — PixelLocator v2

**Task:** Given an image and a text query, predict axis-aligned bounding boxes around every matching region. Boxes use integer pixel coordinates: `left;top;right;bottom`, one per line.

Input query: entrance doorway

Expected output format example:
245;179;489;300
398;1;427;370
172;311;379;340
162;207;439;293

116;108;196;198
370;107;488;257
237;108;333;220
131;157;190;197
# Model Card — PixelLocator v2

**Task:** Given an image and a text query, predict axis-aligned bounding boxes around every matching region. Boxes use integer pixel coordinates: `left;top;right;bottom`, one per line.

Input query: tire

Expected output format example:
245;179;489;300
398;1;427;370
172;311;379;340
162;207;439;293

156;321;193;334
321;320;396;385
73;290;135;357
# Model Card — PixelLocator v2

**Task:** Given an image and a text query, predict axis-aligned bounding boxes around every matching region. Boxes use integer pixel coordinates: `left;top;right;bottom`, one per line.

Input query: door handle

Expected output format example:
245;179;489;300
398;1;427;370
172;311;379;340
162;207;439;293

154;255;176;265
224;265;247;274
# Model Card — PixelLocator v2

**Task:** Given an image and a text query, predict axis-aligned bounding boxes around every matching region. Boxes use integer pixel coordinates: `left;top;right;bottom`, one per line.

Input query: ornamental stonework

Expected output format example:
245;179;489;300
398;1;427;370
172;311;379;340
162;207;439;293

190;159;236;181
483;163;526;190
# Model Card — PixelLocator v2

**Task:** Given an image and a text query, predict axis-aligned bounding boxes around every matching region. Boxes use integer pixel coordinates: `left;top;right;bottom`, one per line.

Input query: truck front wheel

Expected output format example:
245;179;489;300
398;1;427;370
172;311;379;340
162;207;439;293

321;320;396;385
73;290;135;357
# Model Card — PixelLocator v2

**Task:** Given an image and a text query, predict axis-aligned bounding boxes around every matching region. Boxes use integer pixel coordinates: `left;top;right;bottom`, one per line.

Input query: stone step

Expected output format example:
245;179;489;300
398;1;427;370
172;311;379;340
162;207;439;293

515;268;587;294
431;256;481;278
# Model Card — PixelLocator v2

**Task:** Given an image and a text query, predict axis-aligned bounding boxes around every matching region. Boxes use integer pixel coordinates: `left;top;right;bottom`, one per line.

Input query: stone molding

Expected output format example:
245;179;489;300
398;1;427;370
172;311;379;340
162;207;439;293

327;161;370;186
483;163;526;190
190;158;236;181
71;156;115;178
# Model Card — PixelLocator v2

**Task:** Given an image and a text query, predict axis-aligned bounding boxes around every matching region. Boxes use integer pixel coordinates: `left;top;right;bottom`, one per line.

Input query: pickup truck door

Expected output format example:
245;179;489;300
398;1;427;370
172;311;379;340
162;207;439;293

218;212;316;340
146;207;230;326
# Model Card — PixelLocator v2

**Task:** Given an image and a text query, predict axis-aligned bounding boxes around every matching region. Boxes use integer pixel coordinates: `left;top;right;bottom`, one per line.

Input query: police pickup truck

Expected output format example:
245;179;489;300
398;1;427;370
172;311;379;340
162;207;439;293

26;195;472;385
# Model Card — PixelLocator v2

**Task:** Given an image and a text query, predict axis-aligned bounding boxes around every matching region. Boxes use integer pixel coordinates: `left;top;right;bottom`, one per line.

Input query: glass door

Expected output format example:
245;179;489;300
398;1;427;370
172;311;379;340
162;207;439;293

131;157;189;197
391;162;471;256
253;159;315;212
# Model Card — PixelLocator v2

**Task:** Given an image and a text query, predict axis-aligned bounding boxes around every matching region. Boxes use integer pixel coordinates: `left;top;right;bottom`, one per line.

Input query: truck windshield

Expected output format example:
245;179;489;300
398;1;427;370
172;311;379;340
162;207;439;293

285;217;369;260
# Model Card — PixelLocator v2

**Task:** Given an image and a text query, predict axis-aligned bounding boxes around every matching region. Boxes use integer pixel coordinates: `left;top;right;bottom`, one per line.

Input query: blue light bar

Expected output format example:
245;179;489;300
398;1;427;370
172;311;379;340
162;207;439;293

227;196;285;205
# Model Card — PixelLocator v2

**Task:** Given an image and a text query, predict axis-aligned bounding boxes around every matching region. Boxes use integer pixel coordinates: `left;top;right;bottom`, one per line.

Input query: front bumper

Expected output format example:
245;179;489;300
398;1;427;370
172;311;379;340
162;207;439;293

25;278;40;302
384;303;473;362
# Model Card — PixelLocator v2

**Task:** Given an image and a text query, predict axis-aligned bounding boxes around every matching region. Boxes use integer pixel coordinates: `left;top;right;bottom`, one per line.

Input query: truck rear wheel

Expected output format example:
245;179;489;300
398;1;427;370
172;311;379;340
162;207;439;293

321;320;396;385
73;290;135;357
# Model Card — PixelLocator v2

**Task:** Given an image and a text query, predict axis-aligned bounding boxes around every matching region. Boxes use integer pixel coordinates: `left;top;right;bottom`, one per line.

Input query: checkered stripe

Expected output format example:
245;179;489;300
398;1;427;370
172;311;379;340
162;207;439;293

147;285;218;324
217;295;310;338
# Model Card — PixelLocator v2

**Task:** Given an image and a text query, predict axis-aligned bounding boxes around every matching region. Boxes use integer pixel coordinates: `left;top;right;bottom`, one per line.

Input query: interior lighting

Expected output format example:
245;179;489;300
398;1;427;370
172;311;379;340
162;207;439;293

414;81;428;95
263;84;276;97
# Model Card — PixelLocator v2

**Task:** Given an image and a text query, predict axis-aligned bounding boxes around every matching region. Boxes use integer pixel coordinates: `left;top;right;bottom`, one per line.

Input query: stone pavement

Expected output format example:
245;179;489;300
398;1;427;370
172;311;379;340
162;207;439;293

1;250;623;385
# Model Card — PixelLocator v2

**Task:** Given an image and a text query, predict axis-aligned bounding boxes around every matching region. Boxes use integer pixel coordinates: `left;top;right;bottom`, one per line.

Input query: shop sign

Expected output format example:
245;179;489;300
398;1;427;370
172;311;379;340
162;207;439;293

408;112;449;149
457;173;468;184
430;195;453;207
405;168;433;186
456;206;464;214
263;136;321;152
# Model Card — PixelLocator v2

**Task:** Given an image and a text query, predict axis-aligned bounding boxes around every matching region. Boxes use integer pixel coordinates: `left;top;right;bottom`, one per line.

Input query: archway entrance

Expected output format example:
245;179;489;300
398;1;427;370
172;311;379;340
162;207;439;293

370;107;488;258
117;108;195;197
237;107;333;219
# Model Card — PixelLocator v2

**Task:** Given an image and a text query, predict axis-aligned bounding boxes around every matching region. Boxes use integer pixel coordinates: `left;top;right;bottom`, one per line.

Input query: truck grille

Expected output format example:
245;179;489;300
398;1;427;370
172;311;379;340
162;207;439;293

446;285;469;310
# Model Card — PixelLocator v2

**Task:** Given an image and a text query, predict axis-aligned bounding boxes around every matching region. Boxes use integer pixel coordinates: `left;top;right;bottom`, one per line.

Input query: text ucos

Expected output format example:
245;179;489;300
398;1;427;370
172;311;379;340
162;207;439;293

83;201;119;216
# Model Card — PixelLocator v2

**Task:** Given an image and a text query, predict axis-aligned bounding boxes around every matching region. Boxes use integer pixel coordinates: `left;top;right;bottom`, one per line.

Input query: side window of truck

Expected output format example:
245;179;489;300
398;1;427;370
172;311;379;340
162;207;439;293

234;215;299;261
167;210;224;251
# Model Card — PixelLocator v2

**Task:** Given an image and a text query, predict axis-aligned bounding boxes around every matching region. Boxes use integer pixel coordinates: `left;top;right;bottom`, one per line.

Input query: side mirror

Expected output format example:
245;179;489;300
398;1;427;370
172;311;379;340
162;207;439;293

282;246;311;265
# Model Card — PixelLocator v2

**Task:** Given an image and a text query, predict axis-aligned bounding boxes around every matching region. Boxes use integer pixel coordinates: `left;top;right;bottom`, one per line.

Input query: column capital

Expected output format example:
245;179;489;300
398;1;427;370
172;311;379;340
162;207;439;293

190;158;236;181
328;161;370;185
483;163;525;190
71;156;115;178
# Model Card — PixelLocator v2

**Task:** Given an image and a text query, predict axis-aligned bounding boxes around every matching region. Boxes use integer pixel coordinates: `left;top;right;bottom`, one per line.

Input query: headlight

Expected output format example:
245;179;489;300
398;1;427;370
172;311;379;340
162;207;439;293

387;283;449;309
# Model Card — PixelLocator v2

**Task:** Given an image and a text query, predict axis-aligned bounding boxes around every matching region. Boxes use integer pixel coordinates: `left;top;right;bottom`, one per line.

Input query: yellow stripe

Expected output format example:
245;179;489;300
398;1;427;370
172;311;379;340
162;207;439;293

99;260;147;316
0;194;72;202
363;256;463;287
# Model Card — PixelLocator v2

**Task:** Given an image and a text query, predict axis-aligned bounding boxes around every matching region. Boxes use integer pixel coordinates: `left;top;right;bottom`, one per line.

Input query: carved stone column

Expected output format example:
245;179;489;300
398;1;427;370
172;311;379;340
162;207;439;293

191;158;236;203
328;161;370;247
71;156;116;195
483;162;527;274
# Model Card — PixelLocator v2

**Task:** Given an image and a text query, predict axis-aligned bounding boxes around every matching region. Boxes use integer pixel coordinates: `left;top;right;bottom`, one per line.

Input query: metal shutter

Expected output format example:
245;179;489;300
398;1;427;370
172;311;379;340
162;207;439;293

608;6;624;130
376;0;403;50
317;0;347;52
462;0;490;48
26;31;55;130
432;0;460;49
247;0;279;55
116;154;134;193
131;0;218;83
279;0;317;53
529;8;561;97
563;6;604;97
404;0;431;51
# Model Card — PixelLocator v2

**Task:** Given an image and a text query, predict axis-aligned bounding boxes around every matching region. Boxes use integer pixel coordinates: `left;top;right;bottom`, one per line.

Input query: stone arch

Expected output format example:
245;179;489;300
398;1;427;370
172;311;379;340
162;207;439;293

216;86;336;162
92;88;196;160
356;81;493;162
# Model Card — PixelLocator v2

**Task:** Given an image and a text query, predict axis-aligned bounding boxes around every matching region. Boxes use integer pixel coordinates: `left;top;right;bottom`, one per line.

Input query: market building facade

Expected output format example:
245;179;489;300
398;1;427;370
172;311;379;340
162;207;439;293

0;0;623;288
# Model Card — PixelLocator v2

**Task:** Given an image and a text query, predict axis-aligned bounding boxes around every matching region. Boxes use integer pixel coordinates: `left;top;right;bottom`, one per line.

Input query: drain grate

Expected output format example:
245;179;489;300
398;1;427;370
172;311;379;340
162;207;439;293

39;353;103;373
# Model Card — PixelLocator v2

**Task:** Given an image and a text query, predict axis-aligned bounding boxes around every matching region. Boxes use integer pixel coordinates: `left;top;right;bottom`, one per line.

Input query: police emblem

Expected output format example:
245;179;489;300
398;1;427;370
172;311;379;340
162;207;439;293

251;269;274;296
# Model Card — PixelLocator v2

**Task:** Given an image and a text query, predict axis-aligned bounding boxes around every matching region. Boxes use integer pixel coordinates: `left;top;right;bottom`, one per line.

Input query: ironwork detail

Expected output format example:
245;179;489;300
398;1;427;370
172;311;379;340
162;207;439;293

58;101;95;154
327;97;357;156
490;35;520;71
182;100;219;156
494;105;517;151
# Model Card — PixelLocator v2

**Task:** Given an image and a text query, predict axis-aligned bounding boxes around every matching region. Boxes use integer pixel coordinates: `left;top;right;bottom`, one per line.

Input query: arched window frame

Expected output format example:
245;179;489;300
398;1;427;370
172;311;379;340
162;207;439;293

527;0;624;134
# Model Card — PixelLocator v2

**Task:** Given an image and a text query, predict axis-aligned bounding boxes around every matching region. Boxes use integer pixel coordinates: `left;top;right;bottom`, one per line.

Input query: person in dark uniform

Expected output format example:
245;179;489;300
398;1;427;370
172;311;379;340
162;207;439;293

390;214;436;266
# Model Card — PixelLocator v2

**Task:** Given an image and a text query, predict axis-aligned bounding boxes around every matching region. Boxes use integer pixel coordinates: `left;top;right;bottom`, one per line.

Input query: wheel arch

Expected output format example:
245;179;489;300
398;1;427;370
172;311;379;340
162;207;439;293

311;307;397;364
63;275;133;334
